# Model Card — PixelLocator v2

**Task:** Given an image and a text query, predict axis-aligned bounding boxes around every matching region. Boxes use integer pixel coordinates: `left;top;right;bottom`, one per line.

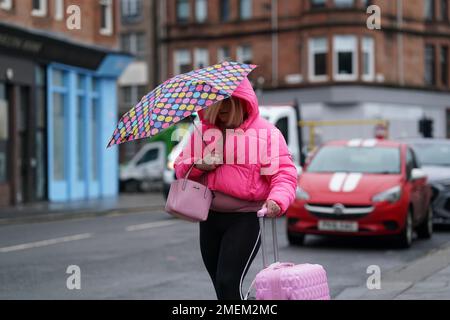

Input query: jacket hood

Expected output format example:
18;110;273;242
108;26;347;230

198;77;260;130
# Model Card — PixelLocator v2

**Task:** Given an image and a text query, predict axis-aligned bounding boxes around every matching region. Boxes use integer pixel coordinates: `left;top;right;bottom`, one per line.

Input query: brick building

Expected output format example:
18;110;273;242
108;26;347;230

161;0;450;142
0;0;131;207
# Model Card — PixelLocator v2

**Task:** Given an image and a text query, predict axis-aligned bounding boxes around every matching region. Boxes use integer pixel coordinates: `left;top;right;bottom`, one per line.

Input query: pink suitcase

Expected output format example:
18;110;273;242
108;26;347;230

246;208;330;300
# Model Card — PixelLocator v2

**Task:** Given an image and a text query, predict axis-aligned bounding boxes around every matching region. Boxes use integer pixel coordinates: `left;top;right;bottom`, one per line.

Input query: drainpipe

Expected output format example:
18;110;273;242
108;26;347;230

397;0;404;86
271;0;279;88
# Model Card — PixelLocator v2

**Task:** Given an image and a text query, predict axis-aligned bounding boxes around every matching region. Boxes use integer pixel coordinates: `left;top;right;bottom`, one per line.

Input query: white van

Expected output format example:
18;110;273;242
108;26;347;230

162;105;302;198
120;141;166;192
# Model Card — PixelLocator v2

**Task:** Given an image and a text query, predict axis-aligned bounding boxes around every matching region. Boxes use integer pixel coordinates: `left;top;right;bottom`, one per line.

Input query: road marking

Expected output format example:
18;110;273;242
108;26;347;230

0;233;92;253
126;220;179;232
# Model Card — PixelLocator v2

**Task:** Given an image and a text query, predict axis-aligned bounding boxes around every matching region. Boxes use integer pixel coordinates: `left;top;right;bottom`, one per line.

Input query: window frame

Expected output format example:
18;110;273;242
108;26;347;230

0;0;13;11
308;37;329;82
239;0;252;20
31;0;48;17
236;45;253;64
362;36;375;82
195;0;207;23
99;0;114;36
333;35;358;81
174;49;192;75
176;0;190;23
194;48;209;69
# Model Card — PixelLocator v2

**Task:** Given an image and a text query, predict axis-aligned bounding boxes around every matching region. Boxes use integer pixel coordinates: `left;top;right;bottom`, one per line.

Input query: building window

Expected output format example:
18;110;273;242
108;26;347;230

32;0;48;17
174;49;191;75
362;37;375;81
237;45;253;64
176;0;190;23
100;0;114;35
310;0;326;8
121;0;142;19
195;0;207;23
425;44;436;86
0;0;13;10
194;48;209;69
121;85;147;106
220;0;231;21
217;46;231;62
441;46;448;87
441;0;449;21
54;0;64;20
121;32;146;58
308;37;328;82
333;35;358;81
239;0;252;20
334;0;355;7
425;0;435;21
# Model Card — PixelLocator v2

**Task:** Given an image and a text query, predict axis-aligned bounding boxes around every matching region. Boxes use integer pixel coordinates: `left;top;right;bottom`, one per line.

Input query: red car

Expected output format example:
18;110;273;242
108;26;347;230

286;139;433;248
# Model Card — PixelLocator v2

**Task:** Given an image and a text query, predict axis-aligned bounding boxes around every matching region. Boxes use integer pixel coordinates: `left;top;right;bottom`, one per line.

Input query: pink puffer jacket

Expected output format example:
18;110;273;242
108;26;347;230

174;78;298;215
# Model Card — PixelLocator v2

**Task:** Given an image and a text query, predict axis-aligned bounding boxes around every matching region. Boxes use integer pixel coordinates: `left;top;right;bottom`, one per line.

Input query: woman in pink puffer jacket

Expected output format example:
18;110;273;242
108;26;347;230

174;77;297;300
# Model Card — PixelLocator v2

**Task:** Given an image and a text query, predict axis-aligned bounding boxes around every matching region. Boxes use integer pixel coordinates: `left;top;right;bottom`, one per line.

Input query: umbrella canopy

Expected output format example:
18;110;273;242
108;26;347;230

107;61;257;148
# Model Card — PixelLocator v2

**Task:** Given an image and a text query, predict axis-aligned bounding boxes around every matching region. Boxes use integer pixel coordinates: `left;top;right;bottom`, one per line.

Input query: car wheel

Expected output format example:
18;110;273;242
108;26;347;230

417;206;433;239
287;232;305;246
395;209;413;249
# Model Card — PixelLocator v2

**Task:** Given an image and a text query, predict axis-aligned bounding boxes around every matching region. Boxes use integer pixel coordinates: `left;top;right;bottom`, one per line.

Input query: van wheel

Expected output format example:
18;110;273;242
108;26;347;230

287;232;305;246
417;206;433;239
395;210;413;249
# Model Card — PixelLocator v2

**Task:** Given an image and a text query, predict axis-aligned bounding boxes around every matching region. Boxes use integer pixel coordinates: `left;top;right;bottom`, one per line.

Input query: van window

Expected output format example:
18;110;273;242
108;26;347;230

137;148;159;165
275;117;289;144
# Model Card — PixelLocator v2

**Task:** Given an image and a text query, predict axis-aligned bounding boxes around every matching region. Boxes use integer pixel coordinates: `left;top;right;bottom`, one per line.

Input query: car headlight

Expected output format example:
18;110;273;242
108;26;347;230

296;186;310;200
372;186;402;203
167;160;174;170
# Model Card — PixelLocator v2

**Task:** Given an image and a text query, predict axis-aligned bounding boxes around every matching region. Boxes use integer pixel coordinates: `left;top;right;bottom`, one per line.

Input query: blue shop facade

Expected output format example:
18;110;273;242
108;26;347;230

47;58;131;202
0;22;131;206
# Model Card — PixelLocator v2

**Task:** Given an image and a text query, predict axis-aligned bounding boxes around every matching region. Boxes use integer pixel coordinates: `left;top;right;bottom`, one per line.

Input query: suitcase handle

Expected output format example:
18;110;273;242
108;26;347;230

257;207;279;268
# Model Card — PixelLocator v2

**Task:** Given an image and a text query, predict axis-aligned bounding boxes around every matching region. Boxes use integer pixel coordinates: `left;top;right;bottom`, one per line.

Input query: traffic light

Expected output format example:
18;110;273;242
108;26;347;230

419;117;434;138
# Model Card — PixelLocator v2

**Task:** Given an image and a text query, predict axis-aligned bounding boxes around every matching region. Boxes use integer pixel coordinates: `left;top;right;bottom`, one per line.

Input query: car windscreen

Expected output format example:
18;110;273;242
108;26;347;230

306;146;401;174
410;143;450;167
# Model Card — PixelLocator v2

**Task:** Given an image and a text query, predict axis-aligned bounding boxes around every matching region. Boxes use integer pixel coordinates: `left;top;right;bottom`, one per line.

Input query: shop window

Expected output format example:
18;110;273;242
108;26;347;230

91;98;99;181
53;91;66;181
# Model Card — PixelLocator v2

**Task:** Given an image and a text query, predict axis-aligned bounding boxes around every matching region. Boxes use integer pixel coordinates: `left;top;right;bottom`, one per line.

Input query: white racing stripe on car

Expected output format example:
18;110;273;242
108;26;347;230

342;173;363;192
329;173;348;192
362;139;378;147
347;139;362;147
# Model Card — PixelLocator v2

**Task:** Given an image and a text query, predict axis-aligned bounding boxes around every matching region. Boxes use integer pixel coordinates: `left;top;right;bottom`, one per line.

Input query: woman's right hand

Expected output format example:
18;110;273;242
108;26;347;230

195;154;222;172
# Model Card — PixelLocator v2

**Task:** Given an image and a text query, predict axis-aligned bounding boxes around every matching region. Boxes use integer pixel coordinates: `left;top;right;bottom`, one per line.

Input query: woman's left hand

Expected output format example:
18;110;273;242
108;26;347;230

264;200;281;218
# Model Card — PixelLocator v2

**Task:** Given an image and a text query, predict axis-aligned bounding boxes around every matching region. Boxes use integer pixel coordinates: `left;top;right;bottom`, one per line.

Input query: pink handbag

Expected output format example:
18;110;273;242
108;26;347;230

244;208;331;300
165;164;213;222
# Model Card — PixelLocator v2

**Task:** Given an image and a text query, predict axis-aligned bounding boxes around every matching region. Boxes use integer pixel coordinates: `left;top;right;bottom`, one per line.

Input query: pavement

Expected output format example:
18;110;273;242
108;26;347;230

0;193;165;226
1;192;450;300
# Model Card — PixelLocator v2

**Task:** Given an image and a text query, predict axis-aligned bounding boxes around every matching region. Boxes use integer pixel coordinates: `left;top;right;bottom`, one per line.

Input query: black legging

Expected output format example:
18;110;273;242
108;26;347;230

199;210;261;300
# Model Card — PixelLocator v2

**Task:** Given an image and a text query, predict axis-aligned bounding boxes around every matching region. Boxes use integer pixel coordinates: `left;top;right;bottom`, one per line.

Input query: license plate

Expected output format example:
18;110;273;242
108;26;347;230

318;220;358;232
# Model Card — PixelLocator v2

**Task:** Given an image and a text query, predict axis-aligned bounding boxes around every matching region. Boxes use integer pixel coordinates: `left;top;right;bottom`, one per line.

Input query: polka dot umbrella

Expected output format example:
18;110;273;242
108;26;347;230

107;61;257;148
